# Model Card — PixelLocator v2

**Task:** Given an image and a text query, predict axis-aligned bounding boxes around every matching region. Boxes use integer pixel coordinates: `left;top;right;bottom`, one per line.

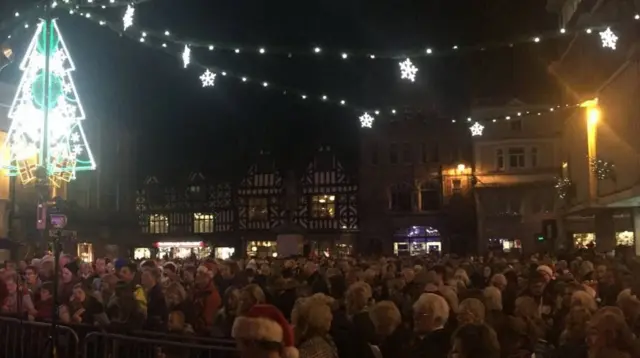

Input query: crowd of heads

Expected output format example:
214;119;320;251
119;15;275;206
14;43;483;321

0;249;639;358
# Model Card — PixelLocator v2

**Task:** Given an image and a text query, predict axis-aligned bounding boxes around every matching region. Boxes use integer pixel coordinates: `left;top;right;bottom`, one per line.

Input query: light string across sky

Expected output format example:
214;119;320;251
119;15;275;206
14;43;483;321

4;3;616;134
59;0;152;9
59;6;590;134
78;1;638;62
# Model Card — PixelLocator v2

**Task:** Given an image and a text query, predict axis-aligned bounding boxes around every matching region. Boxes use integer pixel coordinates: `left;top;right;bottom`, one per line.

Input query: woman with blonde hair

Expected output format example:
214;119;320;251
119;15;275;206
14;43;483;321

586;307;638;358
457;298;486;326
237;283;266;316
292;293;338;358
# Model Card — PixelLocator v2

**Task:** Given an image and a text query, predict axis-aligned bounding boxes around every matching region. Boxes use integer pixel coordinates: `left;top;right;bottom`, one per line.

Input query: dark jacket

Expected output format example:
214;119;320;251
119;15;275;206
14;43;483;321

145;284;168;331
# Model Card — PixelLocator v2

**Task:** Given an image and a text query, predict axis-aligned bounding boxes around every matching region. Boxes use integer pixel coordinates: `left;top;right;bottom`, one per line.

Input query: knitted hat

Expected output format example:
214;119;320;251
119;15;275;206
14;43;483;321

64;261;79;276
232;304;298;358
114;258;128;271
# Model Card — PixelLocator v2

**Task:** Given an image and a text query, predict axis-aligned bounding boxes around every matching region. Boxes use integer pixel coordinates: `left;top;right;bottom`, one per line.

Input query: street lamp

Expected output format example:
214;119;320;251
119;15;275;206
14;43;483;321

581;98;600;200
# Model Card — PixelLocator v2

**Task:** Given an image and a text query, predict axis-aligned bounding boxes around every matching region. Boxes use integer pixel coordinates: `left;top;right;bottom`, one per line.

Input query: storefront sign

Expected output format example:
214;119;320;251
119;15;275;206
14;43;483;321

154;241;204;248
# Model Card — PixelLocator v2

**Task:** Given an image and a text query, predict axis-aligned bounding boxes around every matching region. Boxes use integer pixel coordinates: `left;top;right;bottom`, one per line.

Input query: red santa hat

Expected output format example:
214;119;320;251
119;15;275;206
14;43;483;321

232;304;298;358
197;262;216;277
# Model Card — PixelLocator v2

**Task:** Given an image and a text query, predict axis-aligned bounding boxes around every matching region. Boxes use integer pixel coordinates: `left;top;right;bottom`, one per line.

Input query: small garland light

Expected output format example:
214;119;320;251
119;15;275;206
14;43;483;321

555;177;573;199
589;156;616;180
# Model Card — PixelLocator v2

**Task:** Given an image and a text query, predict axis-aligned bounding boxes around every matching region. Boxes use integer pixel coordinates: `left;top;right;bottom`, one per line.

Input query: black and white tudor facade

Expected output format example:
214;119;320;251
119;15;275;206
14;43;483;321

135;147;359;258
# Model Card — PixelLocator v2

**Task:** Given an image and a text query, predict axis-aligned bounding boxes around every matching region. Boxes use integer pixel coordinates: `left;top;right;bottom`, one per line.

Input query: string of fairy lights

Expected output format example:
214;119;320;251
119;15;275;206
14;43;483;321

62;6;591;134
59;0;152;8
6;2;633;135
76;1;638;61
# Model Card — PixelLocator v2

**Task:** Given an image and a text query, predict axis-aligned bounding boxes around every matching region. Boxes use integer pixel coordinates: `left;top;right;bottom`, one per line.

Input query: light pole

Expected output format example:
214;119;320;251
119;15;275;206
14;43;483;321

581;98;600;201
34;1;59;357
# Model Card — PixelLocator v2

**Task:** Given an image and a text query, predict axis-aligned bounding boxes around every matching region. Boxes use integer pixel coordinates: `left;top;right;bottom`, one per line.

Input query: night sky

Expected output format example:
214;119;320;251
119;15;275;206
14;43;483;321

0;0;561;182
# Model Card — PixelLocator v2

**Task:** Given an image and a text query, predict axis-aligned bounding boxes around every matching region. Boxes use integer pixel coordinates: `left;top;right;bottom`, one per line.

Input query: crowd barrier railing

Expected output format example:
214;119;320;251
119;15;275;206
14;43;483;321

0;316;80;358
83;331;238;358
0;316;238;358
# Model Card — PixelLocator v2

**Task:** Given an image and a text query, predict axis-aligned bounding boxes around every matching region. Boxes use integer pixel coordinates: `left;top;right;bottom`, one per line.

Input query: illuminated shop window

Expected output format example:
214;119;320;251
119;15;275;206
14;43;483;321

311;195;336;218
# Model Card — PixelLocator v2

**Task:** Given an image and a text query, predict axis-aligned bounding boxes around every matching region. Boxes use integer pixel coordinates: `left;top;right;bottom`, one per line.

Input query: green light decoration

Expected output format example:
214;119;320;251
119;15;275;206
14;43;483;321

2;19;96;187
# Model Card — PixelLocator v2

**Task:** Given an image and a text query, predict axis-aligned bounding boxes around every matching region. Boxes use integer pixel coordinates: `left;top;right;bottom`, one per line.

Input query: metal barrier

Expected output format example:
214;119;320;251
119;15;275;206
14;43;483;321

83;332;238;358
0;316;80;358
0;316;238;358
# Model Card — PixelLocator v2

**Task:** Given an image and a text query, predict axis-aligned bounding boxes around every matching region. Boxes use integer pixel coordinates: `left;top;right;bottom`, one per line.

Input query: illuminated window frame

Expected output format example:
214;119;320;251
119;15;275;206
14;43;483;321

193;213;214;233
149;214;169;234
311;195;336;218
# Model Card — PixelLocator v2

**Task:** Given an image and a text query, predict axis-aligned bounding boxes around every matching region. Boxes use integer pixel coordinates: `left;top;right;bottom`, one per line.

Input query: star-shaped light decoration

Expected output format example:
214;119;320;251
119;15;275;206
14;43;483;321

182;45;191;68
359;112;375;128
123;5;134;31
399;58;418;82
469;122;484;136
599;27;618;50
72;144;83;155
70;132;80;143
200;69;216;87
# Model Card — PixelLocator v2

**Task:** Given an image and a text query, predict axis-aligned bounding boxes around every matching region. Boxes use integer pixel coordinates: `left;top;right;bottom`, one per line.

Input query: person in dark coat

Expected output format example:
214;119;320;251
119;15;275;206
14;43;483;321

410;293;450;358
304;262;329;295
141;267;168;331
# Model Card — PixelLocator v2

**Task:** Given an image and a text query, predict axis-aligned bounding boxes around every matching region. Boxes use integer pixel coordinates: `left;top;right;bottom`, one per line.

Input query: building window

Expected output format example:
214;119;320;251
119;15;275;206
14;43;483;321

371;144;379;165
452;179;462;194
189;185;200;193
420;182;440;211
402;143;412;164
496;149;504;170
510;119;522;131
389;143;398;164
508;148;525;168
193;213;214;233
311;195;336;218
390;185;412;211
248;198;268;221
531;147;538;167
420;143;428;163
149;214;169;234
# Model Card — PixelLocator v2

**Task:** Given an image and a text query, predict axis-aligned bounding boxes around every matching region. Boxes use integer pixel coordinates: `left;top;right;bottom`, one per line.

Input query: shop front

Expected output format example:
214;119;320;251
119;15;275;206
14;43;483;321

154;241;211;259
487;238;522;253
572;231;635;249
393;226;442;256
215;247;235;260
246;240;277;258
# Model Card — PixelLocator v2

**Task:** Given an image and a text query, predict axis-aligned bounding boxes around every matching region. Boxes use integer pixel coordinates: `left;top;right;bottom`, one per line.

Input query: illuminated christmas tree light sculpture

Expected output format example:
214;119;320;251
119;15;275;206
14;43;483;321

3;19;95;187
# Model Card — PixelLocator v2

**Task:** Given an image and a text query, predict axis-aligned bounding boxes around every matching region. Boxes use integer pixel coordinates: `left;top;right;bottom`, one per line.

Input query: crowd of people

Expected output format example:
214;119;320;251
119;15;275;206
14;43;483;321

0;249;639;358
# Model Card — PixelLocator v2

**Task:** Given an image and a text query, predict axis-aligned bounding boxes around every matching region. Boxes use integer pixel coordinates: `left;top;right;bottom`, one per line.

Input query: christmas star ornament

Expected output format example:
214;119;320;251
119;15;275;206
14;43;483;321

359;112;374;128
469;122;484;136
200;69;216;87
399;58;418;82
599;27;617;50
123;5;134;31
